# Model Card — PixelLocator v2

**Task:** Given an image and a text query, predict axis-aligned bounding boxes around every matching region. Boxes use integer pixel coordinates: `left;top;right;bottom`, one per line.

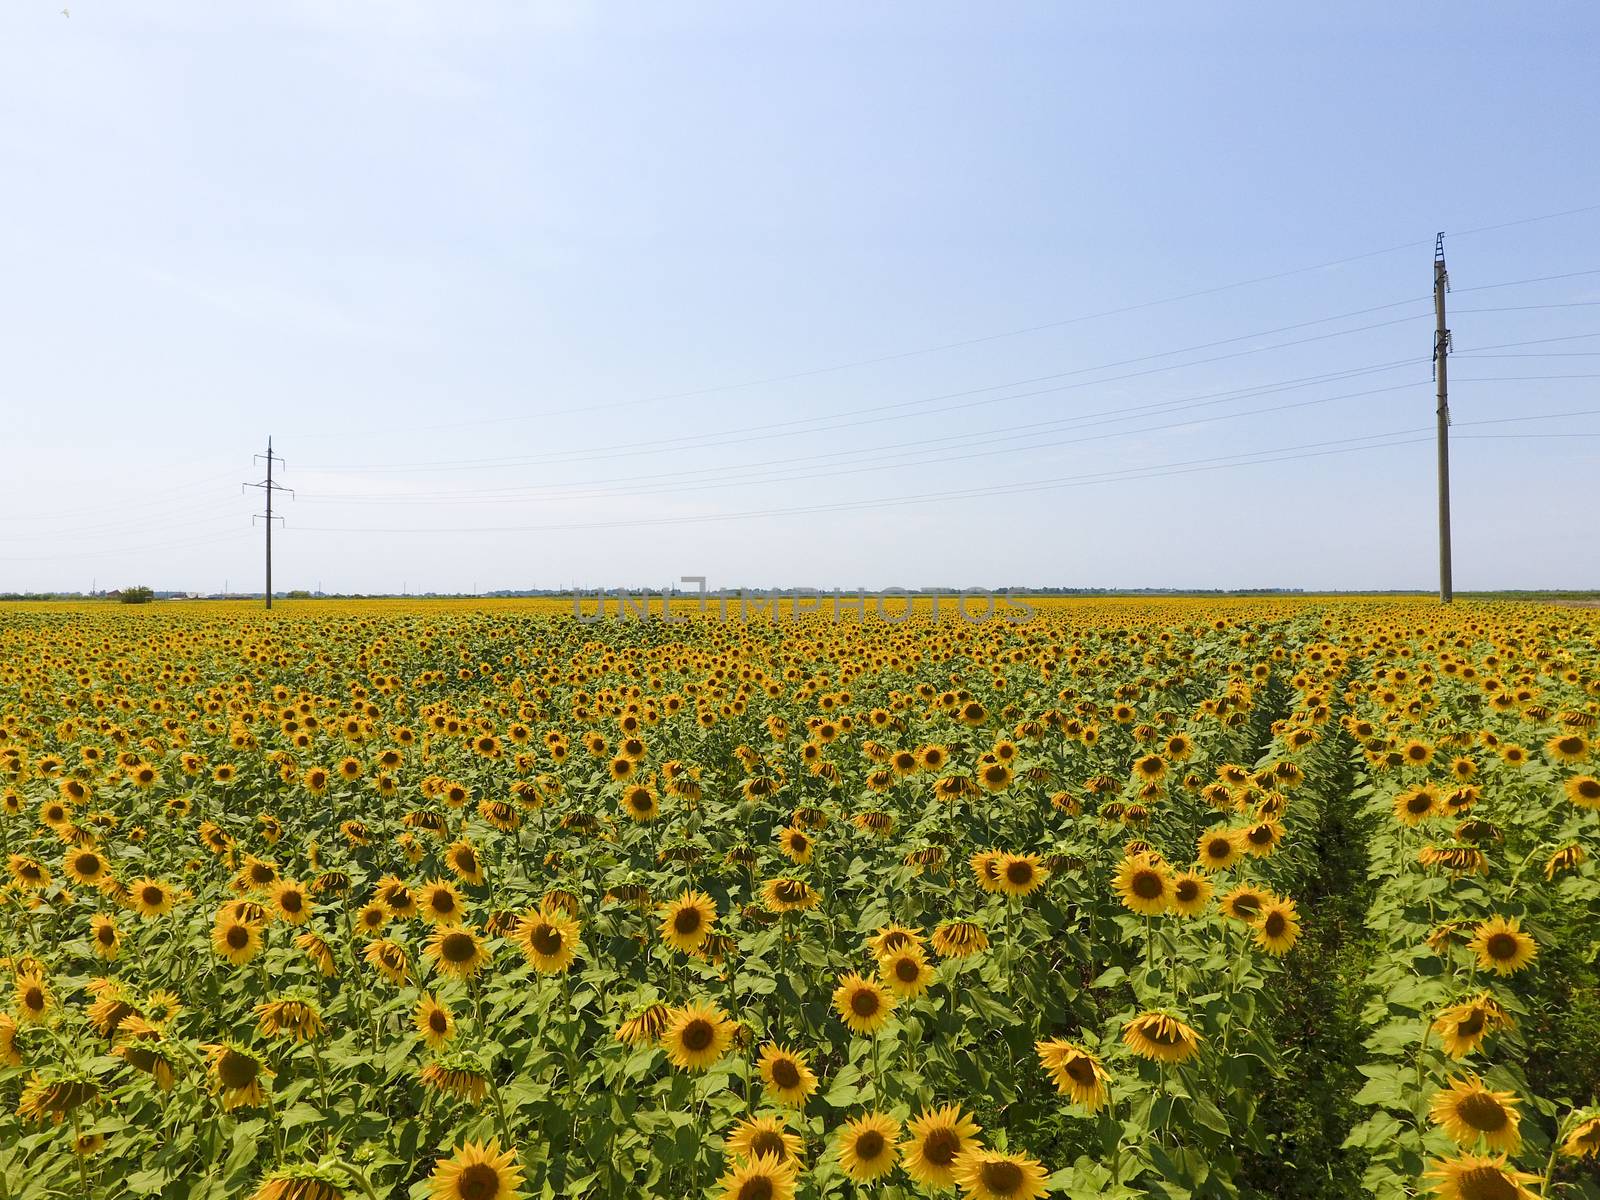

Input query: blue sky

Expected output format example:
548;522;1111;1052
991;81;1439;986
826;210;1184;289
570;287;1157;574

3;1;1598;594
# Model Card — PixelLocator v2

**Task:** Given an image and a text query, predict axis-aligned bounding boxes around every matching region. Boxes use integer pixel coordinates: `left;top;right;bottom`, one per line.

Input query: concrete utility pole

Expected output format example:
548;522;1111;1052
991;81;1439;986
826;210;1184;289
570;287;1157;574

244;438;292;610
1433;234;1453;604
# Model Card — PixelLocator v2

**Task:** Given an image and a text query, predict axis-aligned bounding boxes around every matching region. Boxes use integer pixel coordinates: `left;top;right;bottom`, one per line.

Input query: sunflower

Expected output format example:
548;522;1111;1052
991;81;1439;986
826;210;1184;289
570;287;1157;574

408;993;457;1051
1422;1152;1538;1200
952;1149;1051;1200
14;973;53;1025
1169;872;1212;918
203;1042;273;1110
1253;897;1300;955
286;931;333;978
418;880;466;926
757;1043;817;1107
1544;843;1586;879
761;878;819;914
16;1071;98;1124
1546;733;1589;763
1433;993;1514;1059
996;854;1046;897
834;972;896;1035
931;920;989;959
249;1163;348;1200
777;826;815;864
363;939;410;985
716;1152;798;1200
1220;885;1269;923
725;1114;804;1166
0;1013;19;1067
444;841;486;885
1114;854;1171;916
970;850;1005;893
1035;1038;1111;1111
902;1104;982;1189
662;1001;734;1071
1564;775;1600;810
837;1112;901;1182
1467;917;1537;977
355;902;390;937
213;917;263;966
428;1139;524;1200
1122;1011;1202;1063
1395;786;1440;826
8;855;49;890
616;1002;672;1047
89;914;121;960
270;880;312;926
866;924;924;958
1562;1113;1600;1159
1240;820;1284;857
255;996;326;1042
1429;1074;1523;1152
514;907;580;974
64;846;110;887
659;891;717;955
376;875;418;919
128;877;176;918
619;784;660;823
420;1058;489;1102
879;945;936;998
424;925;493;981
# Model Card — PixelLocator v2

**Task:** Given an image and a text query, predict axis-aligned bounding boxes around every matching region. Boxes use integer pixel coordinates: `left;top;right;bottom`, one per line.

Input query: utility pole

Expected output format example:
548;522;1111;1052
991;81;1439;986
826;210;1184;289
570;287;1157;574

244;438;293;610
1433;234;1453;604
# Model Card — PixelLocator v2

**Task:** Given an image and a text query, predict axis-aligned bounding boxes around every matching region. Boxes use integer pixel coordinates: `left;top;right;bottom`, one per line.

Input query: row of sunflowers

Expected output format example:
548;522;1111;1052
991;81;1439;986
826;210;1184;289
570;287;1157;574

0;597;1595;1200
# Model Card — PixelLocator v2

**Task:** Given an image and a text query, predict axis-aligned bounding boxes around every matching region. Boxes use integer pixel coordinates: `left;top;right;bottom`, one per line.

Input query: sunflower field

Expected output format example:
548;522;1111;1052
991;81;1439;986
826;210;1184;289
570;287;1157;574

0;597;1596;1200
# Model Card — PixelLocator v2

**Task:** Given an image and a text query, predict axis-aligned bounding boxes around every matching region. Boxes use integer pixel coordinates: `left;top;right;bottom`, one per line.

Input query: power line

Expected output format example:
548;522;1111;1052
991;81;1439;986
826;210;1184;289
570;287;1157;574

302;312;1431;474
293;361;1424;504
289;200;1600;441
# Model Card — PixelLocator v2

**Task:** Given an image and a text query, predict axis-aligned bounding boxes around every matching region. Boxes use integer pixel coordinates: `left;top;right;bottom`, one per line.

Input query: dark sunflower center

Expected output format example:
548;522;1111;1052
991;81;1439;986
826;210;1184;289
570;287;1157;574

923;1128;959;1166
456;850;478;872
1232;895;1262;916
1065;1056;1096;1085
23;986;44;1009
736;1178;774;1200
681;1019;714;1052
441;932;476;963
226;925;250;949
1457;1164;1519;1200
895;958;920;983
1408;794;1433;814
1004;862;1033;885
770;1058;801;1089
1485;933;1518;960
1131;871;1163;899
429;1010;449;1033
1264;913;1286;937
855;1130;886;1159
674;908;703;935
742;1129;784;1160
217;1051;257;1089
280;892;303;913
1457;1091;1509;1131
1206;840;1231;860
1457;1009;1486;1037
980;1161;1024;1195
531;925;563;956
850;989;881;1018
457;1162;502;1200
75;855;100;876
1175;880;1199;903
97;925;116;944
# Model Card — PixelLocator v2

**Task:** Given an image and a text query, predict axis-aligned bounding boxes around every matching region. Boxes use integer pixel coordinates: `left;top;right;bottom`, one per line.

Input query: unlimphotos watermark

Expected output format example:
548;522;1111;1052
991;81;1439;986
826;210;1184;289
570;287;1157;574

574;577;1035;624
